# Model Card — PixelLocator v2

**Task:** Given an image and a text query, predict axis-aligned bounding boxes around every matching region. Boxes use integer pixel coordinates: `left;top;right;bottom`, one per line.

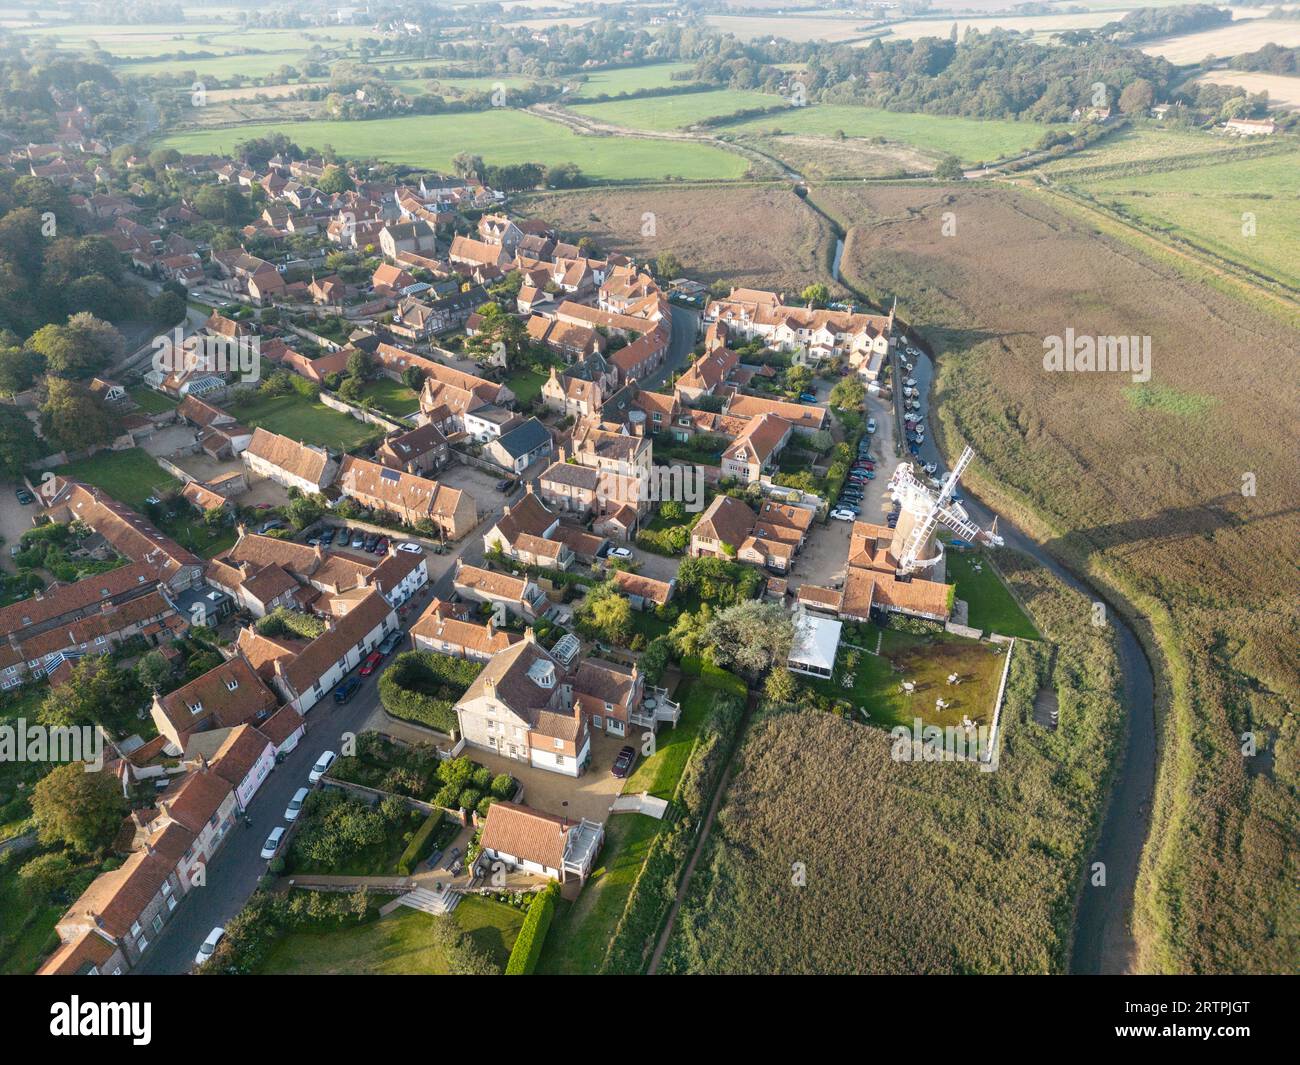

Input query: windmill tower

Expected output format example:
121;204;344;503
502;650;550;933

887;446;1004;576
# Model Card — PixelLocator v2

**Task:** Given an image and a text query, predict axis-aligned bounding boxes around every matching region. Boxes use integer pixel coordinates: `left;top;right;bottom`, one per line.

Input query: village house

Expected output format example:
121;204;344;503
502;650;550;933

374;422;449;475
150;653;280;752
704;287;894;366
719;412;793;485
482;417;553;475
380;219;437;260
336;455;477;539
242;427;338;494
410;598;521;661
483;488;574;570
478;800;604;883
452;561;548;621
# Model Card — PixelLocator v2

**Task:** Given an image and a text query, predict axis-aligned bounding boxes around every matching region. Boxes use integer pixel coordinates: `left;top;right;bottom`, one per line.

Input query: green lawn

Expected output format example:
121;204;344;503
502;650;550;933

535;813;662;975
942;545;1040;640
254;896;523;975
53;449;236;559
127;387;177;414
570;88;781;131
729;104;1057;164
504;368;547;406
357;378;420;418
55;448;181;510
161;109;749;182
227;390;382;450
806;627;1006;731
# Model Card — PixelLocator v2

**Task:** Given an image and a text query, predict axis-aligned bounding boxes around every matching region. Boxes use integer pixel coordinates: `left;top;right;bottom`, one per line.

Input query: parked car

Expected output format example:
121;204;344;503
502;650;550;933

363;533;380;553
798;391;818;403
360;651;383;676
285;787;310;823
318;528;335;545
258;520;284;534
496;480;513;492
14;488;33;505
866;418;877;433
379;631;404;655
397;542;422;554
309;751;336;784
350;531;365;549
260;828;285;860
609;546;632;560
611;745;636;778
905;377;917;388
333;677;360;704
195;927;225;967
375;537;390;554
830;508;857;521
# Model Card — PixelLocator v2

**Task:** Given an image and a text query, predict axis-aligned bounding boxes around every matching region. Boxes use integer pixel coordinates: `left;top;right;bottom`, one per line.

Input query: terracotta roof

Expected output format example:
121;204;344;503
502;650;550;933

37;928;120;975
156;654;279;737
611;569;674;606
210;724;273;786
479;801;571;870
280;589;393;695
693;495;756;548
454;563;528;603
411;604;519;657
259;704;305;747
245;428;333;485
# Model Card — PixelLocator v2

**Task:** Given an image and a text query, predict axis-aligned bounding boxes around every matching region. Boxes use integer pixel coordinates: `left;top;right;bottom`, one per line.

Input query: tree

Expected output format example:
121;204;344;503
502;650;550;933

704;600;795;679
668;604;713;658
39;655;145;733
18;851;77;897
830;376;866;411
1119;78;1156;115
578;584;633;646
934;155;965;180
28;313;123;379
31;763;127;855
149;290;186;326
136;650;174;693
40;378;119;452
654;252;682;280
0;344;40;394
0;403;41;477
451;152;485;183
318;164;354;194
763;667;799;706
800;283;830;308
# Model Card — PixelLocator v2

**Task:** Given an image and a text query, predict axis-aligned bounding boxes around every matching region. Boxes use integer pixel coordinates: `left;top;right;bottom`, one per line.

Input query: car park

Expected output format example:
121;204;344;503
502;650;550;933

195;927;225;966
285;787;310;822
309;751;336;783
333;677;360;704
611;745;636;778
360;651;383;677
260;828;285;860
397;542;422;554
363;533;379;552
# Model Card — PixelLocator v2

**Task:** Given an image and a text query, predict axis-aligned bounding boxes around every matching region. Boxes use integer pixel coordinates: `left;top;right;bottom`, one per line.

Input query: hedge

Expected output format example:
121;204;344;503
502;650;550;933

379;650;482;733
505;882;560;975
397;812;443;876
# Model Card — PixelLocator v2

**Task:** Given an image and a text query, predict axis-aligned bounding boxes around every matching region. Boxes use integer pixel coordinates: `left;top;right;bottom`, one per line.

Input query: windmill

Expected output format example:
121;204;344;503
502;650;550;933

887;445;1004;576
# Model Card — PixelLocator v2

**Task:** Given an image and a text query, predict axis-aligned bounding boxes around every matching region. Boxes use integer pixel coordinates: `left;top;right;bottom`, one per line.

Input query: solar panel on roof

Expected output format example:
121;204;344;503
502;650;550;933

380;469;400;482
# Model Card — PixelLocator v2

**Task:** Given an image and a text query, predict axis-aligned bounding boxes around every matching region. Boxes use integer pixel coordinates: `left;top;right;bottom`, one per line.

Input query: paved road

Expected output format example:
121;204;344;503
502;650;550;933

135;560;455;975
643;304;700;394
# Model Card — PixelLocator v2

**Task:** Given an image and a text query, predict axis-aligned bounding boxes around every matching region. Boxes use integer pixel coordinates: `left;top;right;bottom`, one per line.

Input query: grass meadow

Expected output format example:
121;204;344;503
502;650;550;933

162;110;749;182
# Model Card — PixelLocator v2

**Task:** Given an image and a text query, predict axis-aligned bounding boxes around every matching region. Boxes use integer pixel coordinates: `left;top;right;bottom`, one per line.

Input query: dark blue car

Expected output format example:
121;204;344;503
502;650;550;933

334;676;361;704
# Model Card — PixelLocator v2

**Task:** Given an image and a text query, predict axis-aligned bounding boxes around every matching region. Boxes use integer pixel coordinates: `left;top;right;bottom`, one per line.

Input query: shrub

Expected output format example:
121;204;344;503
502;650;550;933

471;765;493;791
397;812;443;876
458;788;482;813
379;651;482;732
505;882;560;975
490;773;515;799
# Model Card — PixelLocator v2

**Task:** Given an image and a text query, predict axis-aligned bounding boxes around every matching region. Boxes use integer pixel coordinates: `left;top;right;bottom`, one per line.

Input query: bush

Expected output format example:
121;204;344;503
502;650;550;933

458;788;482;813
505;882;560;975
471;765;493;791
490;773;515;799
379;651;482;732
397;812;443;876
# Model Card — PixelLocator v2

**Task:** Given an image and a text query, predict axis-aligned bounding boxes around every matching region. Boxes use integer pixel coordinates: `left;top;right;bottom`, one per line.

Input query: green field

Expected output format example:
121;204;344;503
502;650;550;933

944;546;1041;640
161;110;749;182
127;386;177;414
226;390;383;450
566;62;699;98
570;88;782;132
54;448;181;511
390;73;538;96
1037;125;1244;177
729;104;1056;164
503;368;547;406
1082;149;1300;289
254;896;522;975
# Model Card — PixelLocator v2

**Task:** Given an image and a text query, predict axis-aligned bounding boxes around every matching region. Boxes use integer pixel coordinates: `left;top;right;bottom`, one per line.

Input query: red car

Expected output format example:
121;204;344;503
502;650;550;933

359;651;383;677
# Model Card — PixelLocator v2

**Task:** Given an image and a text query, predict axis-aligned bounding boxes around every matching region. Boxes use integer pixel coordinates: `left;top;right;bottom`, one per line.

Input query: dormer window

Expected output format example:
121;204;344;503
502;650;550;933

226;679;238;692
189;701;203;715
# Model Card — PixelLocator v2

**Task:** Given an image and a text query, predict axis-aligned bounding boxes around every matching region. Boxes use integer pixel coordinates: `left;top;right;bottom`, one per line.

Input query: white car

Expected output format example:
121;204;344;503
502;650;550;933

309;751;336;783
830;508;857;521
866;418;877;433
195;926;225;967
609;547;633;560
285;787;310;822
922;462;938;475
397;542;423;554
260;827;286;860
905;377;917;388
